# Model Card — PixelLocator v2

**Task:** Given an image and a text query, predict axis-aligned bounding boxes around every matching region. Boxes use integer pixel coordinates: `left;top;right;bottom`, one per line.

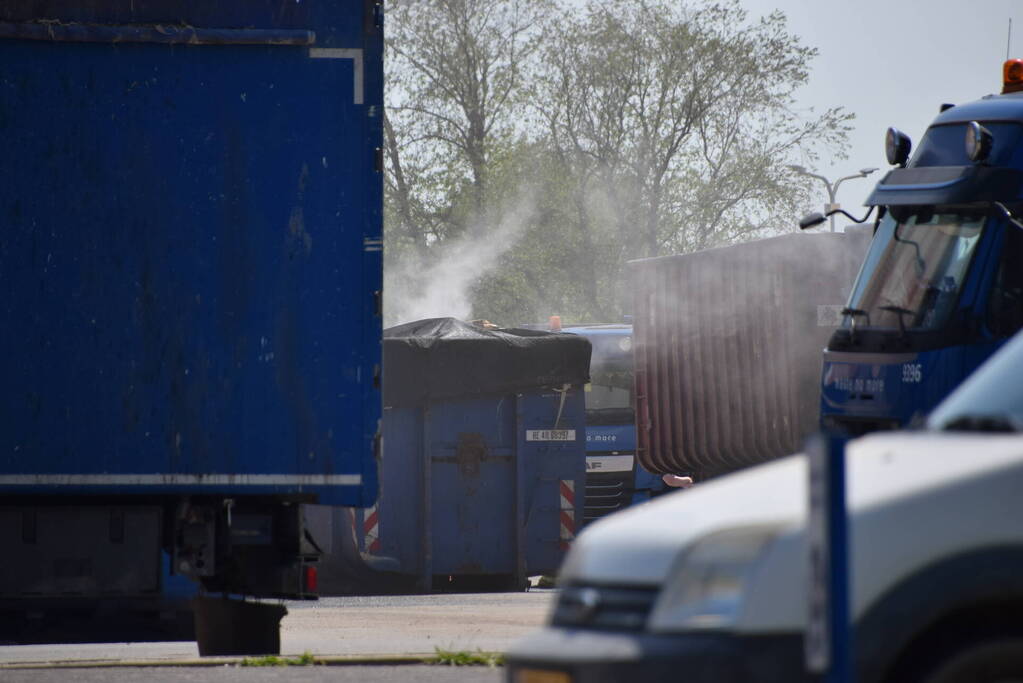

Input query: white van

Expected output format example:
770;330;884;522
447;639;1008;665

507;332;1023;683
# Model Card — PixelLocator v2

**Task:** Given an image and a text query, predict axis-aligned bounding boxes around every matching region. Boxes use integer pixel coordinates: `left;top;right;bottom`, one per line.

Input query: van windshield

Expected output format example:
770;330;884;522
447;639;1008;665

928;331;1023;432
846;209;985;331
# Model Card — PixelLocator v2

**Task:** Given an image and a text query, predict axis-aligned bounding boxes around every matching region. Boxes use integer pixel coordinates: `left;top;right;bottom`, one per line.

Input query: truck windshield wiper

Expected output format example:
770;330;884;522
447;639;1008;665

879;305;914;336
940;413;1021;433
841;307;870;323
841;307;870;341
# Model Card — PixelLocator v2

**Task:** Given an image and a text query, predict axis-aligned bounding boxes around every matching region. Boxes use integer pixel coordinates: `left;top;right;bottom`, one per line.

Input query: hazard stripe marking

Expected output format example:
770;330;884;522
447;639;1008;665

363;502;381;554
559;479;576;551
559;480;575;506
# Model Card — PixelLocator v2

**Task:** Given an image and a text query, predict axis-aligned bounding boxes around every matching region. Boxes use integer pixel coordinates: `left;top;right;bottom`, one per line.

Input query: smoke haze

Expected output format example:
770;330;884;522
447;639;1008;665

385;194;538;326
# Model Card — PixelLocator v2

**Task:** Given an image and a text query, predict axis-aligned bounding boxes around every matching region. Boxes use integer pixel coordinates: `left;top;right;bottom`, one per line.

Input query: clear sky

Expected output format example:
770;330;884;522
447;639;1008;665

739;0;1022;216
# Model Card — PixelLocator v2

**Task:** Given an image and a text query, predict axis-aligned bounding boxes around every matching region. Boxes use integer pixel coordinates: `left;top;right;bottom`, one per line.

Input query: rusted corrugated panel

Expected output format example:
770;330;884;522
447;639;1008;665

632;231;871;478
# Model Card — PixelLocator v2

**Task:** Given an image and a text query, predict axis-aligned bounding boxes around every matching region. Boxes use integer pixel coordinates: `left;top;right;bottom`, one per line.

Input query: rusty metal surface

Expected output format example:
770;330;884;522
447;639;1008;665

0;1;378;50
631;231;871;478
0;21;316;45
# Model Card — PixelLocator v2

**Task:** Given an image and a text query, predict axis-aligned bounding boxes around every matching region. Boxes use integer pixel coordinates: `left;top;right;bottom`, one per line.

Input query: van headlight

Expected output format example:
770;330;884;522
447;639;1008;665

646;526;779;632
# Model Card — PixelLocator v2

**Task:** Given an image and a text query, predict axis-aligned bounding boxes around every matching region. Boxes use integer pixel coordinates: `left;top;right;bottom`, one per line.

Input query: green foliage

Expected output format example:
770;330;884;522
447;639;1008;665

430;648;506;667
239;651;317;667
384;0;853;327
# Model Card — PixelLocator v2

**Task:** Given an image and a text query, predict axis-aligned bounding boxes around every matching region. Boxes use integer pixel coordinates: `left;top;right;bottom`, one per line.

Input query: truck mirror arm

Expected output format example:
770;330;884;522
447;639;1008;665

799;206;875;231
840;307;870;343
827;206;875;225
879;305;913;338
892;221;927;277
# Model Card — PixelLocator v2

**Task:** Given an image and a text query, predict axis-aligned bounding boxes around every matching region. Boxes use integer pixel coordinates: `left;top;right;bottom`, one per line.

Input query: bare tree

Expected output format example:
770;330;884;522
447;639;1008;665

385;0;551;240
384;0;853;325
536;0;852;263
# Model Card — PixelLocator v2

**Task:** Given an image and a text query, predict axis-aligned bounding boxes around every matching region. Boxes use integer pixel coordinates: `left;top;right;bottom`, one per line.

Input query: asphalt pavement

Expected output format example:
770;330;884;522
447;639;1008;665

0;591;553;681
281;593;555;657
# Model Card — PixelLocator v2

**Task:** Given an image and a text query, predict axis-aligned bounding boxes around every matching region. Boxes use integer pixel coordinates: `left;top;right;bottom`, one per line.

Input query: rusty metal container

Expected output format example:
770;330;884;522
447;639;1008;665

631;230;871;478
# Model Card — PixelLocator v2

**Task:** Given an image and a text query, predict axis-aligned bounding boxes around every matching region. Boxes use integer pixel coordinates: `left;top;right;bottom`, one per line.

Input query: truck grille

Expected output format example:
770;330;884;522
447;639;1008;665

551;584;659;632
584;471;632;523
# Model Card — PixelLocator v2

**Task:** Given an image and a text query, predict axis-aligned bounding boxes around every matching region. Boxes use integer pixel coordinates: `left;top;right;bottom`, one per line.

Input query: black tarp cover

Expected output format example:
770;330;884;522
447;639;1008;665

383;318;592;405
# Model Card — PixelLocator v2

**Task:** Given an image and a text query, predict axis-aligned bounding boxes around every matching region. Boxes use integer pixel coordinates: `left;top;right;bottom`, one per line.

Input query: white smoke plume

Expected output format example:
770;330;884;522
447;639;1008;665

385;193;537;326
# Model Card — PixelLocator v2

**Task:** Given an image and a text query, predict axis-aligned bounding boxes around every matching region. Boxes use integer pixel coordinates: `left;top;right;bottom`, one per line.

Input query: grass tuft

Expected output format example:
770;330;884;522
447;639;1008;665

430;648;505;667
240;651;318;667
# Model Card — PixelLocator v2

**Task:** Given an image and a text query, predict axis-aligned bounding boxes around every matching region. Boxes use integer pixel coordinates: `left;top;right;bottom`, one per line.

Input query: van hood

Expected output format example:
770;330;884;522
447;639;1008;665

559;454;806;586
561;430;1023;602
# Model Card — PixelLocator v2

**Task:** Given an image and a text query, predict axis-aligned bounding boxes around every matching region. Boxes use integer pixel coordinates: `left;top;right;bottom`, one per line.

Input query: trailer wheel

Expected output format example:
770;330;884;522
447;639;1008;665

921;637;1023;683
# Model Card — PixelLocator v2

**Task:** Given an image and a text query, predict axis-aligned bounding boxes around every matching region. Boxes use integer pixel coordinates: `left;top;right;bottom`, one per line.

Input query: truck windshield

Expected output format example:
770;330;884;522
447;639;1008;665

845;209;985;332
586;362;634;425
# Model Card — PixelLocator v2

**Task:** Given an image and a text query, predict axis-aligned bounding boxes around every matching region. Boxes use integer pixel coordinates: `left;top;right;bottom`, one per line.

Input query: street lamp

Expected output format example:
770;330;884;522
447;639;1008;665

788;165;879;232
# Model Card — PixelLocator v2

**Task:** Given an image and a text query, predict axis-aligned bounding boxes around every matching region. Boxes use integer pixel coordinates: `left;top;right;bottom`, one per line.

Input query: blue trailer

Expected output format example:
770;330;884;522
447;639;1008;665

818;61;1023;436
0;1;382;653
560;324;666;523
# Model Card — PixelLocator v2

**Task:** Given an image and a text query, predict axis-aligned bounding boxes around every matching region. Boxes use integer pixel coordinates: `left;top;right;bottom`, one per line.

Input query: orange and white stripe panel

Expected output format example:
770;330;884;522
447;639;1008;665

363;502;381;554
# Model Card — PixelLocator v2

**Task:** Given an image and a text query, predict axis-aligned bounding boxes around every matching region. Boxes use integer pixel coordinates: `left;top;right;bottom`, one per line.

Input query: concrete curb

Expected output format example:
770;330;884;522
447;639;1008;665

0;653;444;670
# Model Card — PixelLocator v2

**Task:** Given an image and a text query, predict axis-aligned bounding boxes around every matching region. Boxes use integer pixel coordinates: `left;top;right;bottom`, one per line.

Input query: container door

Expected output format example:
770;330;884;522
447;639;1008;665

516;388;587;576
427;397;518;577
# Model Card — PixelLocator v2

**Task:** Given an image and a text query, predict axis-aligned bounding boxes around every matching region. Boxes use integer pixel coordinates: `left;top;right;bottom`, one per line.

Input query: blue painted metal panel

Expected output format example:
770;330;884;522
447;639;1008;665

821;342;1004;429
373;406;424;575
515;389;587;576
0;2;381;506
370;388;586;582
630;466;663;505
585;424;636;452
429;398;518;575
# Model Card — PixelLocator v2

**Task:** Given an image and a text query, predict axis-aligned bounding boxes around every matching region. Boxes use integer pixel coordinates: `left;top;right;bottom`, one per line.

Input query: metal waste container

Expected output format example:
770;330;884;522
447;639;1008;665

335;318;590;591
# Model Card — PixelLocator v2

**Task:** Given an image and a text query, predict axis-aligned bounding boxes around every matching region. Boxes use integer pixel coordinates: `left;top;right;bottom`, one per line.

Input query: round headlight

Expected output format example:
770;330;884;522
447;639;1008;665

885;127;912;167
965;121;993;163
647;526;779;632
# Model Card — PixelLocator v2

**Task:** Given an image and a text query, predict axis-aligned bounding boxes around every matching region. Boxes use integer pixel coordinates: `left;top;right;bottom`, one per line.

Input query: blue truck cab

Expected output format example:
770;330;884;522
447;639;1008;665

821;63;1023;436
561;324;666;523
